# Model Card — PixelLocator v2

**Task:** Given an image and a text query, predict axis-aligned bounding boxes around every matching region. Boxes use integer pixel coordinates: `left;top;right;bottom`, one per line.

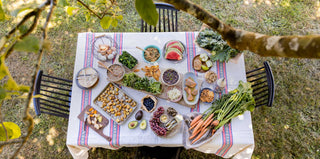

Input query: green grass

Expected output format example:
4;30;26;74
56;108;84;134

1;0;320;158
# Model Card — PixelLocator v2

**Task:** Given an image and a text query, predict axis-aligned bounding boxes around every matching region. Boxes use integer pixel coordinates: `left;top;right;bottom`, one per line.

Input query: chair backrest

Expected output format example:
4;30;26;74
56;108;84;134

33;70;72;118
246;61;275;107
141;2;179;32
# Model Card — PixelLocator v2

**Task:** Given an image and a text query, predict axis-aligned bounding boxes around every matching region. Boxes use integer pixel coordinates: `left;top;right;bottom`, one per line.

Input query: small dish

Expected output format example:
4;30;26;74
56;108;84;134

165;86;182;103
192;54;213;72
142;45;161;64
106;64;125;82
141;95;158;113
160;114;169;123
161;68;180;86
199;88;215;103
163;40;185;63
204;71;217;84
118;51;138;70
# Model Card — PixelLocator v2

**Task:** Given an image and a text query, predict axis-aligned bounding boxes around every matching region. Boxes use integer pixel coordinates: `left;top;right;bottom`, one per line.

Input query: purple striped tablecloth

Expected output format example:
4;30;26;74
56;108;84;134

67;32;254;159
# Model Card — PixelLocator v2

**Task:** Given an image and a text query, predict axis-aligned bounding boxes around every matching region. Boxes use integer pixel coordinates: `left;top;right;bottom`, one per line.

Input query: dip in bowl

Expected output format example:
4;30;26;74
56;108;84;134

107;64;125;82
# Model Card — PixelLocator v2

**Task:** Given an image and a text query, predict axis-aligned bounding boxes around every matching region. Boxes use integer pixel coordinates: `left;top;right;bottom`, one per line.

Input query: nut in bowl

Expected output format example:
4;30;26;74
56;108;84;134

106;64;125;82
161;68;180;86
200;88;215;103
142;45;161;64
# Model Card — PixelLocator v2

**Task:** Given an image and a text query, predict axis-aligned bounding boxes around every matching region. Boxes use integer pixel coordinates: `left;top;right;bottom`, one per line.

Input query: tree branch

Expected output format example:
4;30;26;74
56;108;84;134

10;0;56;158
161;0;320;58
0;138;25;147
77;0;102;19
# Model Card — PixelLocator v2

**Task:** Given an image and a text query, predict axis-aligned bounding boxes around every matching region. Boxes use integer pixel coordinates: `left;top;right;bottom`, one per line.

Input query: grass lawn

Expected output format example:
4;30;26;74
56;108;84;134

0;0;319;158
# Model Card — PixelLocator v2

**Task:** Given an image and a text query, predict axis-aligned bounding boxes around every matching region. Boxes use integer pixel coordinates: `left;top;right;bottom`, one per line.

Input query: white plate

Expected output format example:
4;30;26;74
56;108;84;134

182;72;200;105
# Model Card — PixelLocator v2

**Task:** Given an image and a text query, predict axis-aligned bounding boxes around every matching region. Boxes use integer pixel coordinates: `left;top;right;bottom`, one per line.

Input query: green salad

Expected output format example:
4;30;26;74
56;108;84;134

122;73;162;95
119;51;138;69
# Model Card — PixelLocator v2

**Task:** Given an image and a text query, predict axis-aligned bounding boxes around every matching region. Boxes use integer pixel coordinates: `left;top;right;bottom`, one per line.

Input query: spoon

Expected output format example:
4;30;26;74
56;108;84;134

136;46;151;56
97;61;118;77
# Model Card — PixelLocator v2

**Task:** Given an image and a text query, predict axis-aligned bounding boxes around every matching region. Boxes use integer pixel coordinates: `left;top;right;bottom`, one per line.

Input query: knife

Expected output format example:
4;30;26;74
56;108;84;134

83;113;88;131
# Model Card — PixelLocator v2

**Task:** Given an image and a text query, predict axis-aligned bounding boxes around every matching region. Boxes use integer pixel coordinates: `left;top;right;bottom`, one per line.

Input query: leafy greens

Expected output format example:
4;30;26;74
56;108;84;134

203;81;255;130
196;28;240;62
122;72;162;95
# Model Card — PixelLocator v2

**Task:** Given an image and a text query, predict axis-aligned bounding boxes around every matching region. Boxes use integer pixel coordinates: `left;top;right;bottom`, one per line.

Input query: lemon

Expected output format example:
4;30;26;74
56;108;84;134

201;65;209;71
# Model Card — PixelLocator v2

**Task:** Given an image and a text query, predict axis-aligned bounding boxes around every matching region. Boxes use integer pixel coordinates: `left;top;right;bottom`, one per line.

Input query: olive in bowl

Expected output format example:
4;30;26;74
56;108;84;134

161;68;180;86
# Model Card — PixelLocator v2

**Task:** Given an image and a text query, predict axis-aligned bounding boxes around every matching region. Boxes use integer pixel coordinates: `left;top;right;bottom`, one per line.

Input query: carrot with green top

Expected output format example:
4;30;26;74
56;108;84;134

190;114;202;128
201;118;213;132
191;128;209;144
211;129;216;136
201;114;214;128
189;119;200;130
192;120;204;135
189;128;202;140
211;120;219;127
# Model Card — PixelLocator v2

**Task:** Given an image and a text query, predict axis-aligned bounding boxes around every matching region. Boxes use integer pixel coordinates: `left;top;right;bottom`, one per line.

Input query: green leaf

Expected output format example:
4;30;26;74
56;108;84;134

66;6;77;16
111;18;118;27
18;85;29;92
0;0;5;21
0;56;8;80
5;77;19;91
18;25;28;34
0;36;7;50
14;36;40;53
0;87;6;101
85;12;91;22
42;40;51;51
135;0;158;26
116;15;123;21
100;16;112;29
0;122;21;141
58;0;69;7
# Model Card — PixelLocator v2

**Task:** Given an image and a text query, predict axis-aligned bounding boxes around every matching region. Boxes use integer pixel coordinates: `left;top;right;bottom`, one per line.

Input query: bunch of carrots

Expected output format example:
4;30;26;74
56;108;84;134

188;81;256;145
189;113;219;144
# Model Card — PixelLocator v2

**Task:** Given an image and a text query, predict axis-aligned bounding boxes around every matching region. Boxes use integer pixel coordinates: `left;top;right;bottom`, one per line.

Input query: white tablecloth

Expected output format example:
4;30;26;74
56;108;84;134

67;32;254;159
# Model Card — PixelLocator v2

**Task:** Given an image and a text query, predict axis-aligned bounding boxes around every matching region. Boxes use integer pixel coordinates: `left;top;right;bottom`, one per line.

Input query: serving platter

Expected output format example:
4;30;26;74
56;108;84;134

149;106;183;138
182;72;200;106
93;82;139;125
77;105;111;141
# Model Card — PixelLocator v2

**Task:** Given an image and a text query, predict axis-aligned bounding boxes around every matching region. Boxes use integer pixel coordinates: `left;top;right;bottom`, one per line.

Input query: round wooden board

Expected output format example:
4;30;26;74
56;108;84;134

76;67;99;89
192;54;212;73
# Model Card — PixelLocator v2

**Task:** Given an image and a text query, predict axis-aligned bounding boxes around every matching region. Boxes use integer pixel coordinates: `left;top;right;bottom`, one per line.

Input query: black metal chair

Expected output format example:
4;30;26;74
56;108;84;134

140;2;179;32
246;61;275;107
33;70;72;118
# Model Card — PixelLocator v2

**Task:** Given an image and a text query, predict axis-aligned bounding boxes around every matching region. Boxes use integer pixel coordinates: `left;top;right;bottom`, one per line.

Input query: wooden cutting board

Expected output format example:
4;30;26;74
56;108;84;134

99;55;203;108
77;105;111;141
